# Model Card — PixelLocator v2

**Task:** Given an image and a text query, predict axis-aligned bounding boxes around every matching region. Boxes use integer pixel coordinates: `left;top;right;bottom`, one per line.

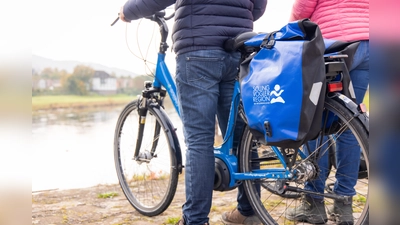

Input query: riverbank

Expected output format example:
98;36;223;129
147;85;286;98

32;91;369;112
32;95;135;111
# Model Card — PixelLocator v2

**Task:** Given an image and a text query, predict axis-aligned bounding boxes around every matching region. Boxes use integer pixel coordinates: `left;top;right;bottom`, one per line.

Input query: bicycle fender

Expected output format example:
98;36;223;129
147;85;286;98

330;93;369;132
148;103;184;173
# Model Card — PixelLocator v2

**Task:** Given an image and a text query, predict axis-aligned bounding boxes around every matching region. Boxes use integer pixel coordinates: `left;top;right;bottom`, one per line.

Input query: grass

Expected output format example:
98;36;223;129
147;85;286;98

165;217;180;224
97;192;119;199
354;194;367;204
264;199;285;210
32;89;370;112
32;94;135;110
210;205;218;212
130;171;170;181
61;206;68;223
363;90;369;111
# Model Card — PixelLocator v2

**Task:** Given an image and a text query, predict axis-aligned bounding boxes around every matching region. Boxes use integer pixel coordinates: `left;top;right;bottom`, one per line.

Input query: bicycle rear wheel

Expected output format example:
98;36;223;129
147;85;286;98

240;97;369;225
114;100;179;216
258;135;336;200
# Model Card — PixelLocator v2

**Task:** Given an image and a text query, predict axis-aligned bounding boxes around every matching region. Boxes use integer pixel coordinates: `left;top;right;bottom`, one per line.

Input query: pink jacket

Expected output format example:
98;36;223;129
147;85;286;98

289;0;369;42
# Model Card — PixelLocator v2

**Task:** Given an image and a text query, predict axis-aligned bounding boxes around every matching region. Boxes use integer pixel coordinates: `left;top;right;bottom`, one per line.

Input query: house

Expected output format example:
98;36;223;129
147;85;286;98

32;78;61;91
92;71;117;95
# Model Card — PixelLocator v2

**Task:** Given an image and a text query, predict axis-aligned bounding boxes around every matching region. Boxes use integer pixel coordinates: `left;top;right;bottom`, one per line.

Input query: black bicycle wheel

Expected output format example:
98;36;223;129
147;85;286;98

114;100;179;216
240;97;369;225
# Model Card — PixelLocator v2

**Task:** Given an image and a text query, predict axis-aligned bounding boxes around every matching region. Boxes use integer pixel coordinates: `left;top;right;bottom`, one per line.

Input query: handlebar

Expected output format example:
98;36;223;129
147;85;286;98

111;10;175;54
110;10;175;26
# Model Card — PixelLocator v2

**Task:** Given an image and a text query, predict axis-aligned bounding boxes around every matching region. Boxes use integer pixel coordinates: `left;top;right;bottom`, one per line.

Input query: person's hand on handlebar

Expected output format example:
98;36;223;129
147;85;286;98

119;7;130;23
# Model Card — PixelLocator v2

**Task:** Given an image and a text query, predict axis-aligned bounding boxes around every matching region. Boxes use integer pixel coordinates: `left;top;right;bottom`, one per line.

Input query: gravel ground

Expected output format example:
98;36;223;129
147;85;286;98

32;174;240;225
32;173;344;225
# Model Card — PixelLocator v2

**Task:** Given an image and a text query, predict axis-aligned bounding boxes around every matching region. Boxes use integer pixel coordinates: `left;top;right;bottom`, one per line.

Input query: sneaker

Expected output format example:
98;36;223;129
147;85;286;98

328;198;354;225
221;208;261;225
285;195;328;224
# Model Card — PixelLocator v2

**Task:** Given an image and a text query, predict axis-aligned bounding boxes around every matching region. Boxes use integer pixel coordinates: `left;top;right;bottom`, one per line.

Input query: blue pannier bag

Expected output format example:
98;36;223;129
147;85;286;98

240;19;326;148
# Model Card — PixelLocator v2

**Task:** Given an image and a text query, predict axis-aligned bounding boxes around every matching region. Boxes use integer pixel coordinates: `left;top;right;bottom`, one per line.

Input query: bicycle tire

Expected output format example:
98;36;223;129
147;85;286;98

114;100;179;216
240;97;369;225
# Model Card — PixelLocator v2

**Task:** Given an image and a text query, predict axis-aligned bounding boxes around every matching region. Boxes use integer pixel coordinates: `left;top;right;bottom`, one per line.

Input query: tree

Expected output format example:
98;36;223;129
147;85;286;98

65;76;88;95
40;67;68;80
63;65;95;95
72;65;94;83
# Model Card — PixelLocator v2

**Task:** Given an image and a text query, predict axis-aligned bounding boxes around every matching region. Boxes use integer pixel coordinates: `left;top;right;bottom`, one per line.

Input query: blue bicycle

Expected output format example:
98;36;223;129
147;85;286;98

113;12;369;224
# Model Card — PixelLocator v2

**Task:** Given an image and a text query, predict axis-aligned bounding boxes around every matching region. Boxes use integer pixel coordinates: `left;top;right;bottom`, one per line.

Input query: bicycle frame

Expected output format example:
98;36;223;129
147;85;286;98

153;53;180;116
153;50;300;188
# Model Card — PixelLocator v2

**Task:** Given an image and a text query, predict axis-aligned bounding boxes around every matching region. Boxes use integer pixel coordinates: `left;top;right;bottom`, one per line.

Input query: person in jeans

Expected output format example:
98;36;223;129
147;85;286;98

285;0;369;224
119;1;267;224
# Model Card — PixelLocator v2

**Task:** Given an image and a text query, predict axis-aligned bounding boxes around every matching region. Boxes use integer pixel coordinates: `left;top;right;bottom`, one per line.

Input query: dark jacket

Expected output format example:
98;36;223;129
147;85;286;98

123;0;267;55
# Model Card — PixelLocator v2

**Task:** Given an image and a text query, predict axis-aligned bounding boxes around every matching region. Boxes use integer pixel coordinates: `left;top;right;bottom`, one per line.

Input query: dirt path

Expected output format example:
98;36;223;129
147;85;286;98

32;174;239;225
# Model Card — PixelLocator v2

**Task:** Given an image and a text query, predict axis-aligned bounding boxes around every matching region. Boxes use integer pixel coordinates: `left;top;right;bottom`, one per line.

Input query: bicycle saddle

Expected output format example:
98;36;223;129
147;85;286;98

224;32;258;52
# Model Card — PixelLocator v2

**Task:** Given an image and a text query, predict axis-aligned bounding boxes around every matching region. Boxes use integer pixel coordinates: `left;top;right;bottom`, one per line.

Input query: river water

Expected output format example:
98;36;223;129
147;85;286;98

32;105;183;192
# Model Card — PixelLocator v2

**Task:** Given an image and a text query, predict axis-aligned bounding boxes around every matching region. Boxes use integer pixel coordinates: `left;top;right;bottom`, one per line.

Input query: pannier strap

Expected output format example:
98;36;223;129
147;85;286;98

260;32;277;49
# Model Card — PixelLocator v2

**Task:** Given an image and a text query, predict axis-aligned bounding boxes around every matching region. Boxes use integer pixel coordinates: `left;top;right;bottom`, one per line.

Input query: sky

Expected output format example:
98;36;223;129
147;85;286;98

31;0;295;75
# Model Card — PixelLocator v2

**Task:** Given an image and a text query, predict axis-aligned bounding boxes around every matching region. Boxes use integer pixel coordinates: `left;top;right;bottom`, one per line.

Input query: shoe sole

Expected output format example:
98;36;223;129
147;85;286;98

286;213;327;224
329;215;354;225
221;217;261;225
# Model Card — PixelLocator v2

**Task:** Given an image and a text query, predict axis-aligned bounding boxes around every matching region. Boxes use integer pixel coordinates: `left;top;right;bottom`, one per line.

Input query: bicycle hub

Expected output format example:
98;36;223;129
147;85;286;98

294;161;317;184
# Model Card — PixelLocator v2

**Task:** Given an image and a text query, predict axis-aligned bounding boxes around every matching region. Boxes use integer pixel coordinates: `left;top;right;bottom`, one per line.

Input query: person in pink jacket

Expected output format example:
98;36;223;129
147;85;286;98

286;0;369;225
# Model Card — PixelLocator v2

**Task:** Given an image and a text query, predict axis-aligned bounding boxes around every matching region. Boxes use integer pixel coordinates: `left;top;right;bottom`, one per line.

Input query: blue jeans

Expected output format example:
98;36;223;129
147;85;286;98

176;49;254;224
305;40;369;198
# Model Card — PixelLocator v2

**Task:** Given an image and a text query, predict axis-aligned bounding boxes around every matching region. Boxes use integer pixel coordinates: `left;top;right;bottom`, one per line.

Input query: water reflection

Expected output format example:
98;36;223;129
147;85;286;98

32;106;124;192
32;107;119;128
32;105;183;192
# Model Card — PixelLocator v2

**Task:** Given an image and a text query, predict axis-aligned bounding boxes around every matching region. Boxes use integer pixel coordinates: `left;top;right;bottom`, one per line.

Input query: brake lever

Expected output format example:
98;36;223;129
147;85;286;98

111;10;173;26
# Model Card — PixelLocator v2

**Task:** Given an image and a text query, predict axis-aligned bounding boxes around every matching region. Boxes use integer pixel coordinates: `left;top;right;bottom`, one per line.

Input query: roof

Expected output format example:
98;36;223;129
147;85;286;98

93;71;111;79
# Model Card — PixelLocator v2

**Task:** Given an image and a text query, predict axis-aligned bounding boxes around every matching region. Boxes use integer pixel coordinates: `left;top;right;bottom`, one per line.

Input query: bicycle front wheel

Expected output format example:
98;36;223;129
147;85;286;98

240;97;369;225
114;100;179;216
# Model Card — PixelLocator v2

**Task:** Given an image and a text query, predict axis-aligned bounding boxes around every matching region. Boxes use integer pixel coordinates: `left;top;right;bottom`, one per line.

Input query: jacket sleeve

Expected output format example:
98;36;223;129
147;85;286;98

123;0;176;21
289;0;317;21
252;0;268;21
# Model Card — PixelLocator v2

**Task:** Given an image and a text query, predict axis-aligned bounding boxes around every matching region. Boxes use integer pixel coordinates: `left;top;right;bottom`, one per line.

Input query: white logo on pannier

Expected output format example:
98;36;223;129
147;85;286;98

253;84;285;104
